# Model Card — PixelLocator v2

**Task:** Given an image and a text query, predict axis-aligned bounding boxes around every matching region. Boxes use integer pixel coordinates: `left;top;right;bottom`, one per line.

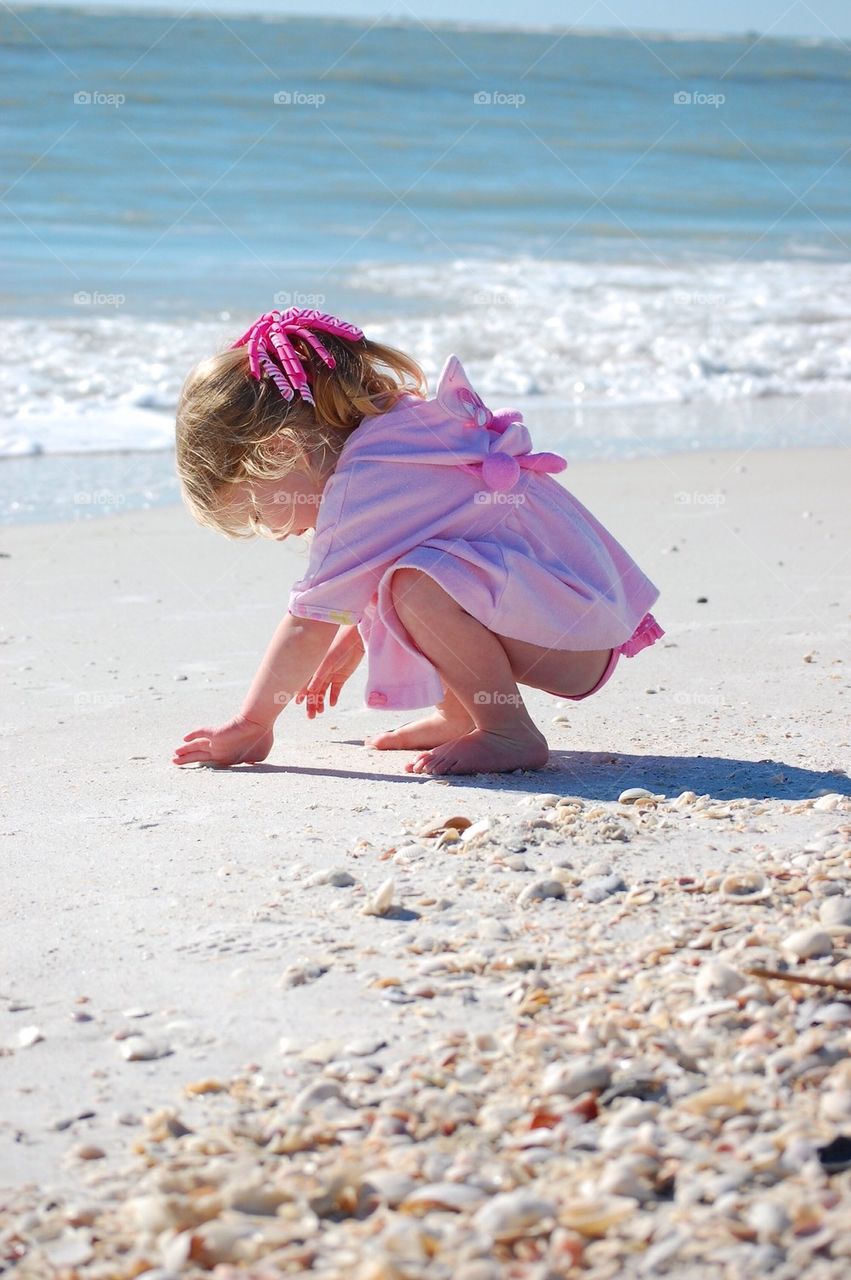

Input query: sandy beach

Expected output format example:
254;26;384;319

1;443;850;1275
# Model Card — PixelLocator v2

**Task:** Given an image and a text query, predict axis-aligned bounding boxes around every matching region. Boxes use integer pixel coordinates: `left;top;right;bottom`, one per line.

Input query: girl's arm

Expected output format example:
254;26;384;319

295;622;365;718
172;613;339;768
241;612;340;725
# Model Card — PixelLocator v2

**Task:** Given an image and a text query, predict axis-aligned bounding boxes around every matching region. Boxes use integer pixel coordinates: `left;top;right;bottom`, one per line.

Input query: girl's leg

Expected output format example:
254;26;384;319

496;634;614;699
386;567;549;776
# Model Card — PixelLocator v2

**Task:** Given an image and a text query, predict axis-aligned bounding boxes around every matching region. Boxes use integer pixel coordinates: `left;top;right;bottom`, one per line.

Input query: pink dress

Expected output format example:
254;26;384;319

288;354;664;710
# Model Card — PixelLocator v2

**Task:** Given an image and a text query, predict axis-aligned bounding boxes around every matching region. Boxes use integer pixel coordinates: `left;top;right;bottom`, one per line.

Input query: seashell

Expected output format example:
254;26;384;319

694;960;747;1000
305;867;356;888
558;1195;636;1237
821;1090;851;1122
461;817;492;841
343;1035;387;1057
223;1181;291;1215
819;896;851;927
719;871;771;903
43;1231;95;1269
517;878;566;907
17;1025;43;1047
809;1002;851;1025
123;1195;185;1233
473;1189;556;1240
282;962;328;988
624;887;656;906
363;1170;417;1207
746;1201;790;1240
418;815;472;838
290;1079;344;1114
583;874;627;903
599;1160;654;1203
813;793;842;811
618;787;655;804
184;1078;226;1097
781;926;833;959
119;1037;172;1061
541;1056;611;1097
671;791;697;809
401;1181;486;1212
681;1083;748;1114
456;1263;504;1280
72;1144;105;1161
362;877;396;917
679;998;739;1025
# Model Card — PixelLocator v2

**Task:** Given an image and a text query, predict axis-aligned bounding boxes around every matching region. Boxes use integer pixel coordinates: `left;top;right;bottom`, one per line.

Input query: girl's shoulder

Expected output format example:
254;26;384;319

338;354;490;459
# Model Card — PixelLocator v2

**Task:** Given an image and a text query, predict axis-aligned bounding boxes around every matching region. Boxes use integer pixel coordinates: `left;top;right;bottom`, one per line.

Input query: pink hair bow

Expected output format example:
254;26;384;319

455;386;567;491
229;307;364;406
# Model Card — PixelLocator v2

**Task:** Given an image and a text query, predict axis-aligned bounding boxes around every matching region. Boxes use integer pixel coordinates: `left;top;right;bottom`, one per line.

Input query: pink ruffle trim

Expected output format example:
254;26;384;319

617;612;665;658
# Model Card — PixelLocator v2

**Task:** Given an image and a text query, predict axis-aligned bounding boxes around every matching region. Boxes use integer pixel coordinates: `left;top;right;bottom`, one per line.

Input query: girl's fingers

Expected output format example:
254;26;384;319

183;728;212;742
174;742;209;757
173;749;212;765
329;684;340;707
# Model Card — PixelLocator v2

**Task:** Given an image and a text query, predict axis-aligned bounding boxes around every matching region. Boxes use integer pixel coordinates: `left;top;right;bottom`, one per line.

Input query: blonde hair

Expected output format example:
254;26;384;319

175;330;427;539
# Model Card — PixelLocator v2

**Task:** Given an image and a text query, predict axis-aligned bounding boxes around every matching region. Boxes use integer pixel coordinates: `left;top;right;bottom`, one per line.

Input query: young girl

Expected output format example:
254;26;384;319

172;307;664;777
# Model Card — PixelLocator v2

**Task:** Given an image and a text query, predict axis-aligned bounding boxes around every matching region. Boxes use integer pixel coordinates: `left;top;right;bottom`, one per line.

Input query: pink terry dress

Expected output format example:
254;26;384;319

288;354;664;710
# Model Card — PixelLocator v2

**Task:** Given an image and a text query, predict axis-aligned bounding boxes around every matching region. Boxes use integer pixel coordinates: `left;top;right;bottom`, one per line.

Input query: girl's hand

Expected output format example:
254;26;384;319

172;713;274;768
295;623;365;719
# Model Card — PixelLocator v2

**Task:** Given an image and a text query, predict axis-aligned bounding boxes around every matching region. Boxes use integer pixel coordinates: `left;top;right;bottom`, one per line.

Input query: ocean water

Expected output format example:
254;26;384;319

1;5;850;521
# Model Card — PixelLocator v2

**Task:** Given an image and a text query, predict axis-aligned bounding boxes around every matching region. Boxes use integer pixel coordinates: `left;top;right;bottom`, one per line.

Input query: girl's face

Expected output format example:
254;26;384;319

222;469;326;540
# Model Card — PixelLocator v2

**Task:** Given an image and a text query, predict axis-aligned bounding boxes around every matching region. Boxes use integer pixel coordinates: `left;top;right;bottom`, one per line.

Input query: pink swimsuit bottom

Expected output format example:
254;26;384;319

558;611;664;702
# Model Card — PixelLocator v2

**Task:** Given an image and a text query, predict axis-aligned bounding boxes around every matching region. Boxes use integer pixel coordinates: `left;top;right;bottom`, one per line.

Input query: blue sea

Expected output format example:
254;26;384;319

1;4;850;521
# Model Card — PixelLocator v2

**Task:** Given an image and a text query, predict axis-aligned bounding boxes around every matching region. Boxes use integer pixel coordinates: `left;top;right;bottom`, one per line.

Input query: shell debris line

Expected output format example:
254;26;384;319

3;790;851;1278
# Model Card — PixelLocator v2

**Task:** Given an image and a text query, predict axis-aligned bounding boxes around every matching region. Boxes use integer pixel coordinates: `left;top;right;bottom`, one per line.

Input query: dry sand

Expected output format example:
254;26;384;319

1;444;849;1275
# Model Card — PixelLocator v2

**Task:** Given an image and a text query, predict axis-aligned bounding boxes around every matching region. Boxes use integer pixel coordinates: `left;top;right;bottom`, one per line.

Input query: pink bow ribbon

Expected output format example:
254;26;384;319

229;307;364;406
455;386;567;491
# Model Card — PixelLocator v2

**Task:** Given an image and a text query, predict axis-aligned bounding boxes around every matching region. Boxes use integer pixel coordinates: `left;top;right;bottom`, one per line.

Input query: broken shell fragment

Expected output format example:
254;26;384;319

558;1195;637;1238
362;877;396;917
473;1190;556;1241
401;1182;486;1213
694;960;747;1000
617;787;656;804
118;1038;172;1062
819;896;851;927
418;816;472;838
719;871;770;903
781;926;833;960
517;878;566;907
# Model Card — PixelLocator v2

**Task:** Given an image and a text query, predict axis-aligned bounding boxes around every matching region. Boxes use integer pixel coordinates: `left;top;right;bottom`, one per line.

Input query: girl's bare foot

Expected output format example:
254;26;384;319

366;708;475;751
365;689;473;751
405;723;549;776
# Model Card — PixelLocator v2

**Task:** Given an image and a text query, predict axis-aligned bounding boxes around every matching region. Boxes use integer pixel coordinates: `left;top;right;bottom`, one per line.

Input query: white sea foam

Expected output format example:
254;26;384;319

2;259;850;458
